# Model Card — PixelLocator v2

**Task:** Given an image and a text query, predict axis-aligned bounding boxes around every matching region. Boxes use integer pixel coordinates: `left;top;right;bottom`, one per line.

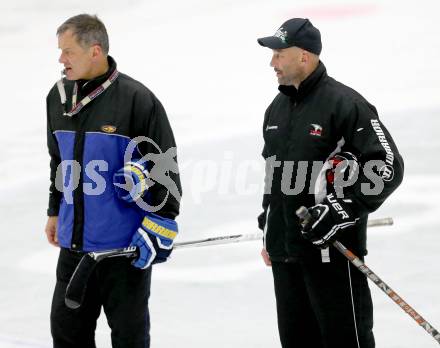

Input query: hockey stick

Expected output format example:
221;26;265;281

174;217;392;249
64;246;138;309
168;217;393;249
64;217;393;309
296;207;440;344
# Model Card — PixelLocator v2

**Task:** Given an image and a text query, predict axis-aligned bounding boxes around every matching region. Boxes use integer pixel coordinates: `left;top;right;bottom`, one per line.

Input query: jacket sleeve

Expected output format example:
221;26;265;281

46;92;62;216
258;104;272;231
339;99;404;217
133;90;181;220
258;149;271;231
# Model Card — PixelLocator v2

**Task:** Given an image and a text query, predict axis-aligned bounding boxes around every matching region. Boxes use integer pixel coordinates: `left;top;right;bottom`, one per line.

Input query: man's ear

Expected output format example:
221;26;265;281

91;44;102;58
301;51;307;63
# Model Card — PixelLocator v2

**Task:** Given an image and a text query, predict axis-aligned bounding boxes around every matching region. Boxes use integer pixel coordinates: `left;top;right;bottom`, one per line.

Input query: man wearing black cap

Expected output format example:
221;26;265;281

257;18;404;348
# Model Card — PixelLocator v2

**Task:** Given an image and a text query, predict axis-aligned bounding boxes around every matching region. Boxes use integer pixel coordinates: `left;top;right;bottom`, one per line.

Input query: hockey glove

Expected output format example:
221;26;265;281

130;213;178;269
301;152;360;248
325;152;359;189
113;159;152;203
300;193;358;248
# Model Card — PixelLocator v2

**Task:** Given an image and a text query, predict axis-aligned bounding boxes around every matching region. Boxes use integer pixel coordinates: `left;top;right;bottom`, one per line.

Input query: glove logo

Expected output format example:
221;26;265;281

327;193;349;219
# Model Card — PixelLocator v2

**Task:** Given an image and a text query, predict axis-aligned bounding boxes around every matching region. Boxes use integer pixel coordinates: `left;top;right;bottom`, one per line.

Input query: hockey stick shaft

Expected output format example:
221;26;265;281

333;241;440;343
73;217;393;260
87;246;138;261
296;207;440;344
65;217;392;309
173;217;392;249
82;217;393;259
174;232;262;249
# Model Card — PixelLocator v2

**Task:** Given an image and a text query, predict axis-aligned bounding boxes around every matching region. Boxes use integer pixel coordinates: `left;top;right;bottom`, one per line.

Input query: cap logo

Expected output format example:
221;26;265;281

274;27;288;44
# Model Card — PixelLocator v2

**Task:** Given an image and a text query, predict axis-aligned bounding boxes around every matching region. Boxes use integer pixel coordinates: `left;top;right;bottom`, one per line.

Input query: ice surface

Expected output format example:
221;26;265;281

1;0;439;347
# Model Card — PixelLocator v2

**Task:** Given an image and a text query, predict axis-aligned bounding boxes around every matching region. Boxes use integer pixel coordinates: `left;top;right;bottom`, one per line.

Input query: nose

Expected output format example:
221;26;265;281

270;55;276;68
58;52;66;65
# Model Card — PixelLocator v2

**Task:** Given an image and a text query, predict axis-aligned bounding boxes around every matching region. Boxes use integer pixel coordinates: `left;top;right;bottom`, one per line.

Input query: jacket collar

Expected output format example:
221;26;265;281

278;61;326;101
77;55;117;97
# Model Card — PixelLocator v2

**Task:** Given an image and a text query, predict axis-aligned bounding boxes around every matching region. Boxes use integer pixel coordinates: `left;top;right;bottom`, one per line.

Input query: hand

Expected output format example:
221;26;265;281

113;159;151;203
45;216;59;247
261;248;272;266
130;213;178;269
300;193;358;248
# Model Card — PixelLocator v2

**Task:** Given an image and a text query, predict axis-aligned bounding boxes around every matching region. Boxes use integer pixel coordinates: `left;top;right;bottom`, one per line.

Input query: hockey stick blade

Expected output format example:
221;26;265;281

64;246;138;309
64;255;97;309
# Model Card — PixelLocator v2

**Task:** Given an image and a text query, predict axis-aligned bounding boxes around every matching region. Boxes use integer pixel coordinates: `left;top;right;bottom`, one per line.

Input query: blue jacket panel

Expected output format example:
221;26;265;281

46;56;181;252
82;132;143;251
54;131;144;251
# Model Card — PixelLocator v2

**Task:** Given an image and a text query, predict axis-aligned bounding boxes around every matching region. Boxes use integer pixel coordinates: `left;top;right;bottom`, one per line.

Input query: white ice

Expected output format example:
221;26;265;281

1;0;440;347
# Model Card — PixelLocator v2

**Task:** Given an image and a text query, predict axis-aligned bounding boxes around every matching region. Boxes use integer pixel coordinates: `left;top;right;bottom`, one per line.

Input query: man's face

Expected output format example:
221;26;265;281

270;47;304;85
58;30;94;80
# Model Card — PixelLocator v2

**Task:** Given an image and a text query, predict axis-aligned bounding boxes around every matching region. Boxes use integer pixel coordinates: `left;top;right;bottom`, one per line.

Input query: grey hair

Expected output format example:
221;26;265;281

57;14;109;55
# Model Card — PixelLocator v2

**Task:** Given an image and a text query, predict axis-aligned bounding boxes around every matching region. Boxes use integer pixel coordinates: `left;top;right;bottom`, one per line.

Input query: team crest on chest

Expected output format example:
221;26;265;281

101;125;117;133
309;124;323;137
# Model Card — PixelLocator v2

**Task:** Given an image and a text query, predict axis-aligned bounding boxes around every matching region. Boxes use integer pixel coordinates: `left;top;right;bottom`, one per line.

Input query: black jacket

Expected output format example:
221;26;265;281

46;56;181;252
259;62;403;260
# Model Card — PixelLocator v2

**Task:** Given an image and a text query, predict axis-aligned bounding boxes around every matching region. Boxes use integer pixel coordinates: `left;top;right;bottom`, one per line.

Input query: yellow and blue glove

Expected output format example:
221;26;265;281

113;159;151;203
130;213;178;269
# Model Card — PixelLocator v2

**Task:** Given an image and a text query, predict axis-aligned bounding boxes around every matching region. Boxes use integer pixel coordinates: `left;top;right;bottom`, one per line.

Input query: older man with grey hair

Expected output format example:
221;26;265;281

45;14;181;348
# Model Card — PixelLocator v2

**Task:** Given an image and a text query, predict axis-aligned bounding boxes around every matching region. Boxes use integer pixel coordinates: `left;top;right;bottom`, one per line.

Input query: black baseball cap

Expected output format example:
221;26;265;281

257;18;322;55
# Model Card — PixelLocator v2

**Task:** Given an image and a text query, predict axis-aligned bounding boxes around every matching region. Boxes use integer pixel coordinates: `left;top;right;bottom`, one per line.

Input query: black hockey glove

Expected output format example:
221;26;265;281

300;152;360;248
300;193;358;248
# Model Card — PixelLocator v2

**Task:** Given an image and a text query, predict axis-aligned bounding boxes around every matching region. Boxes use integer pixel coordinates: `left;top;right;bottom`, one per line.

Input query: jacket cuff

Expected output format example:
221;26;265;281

47;206;59;217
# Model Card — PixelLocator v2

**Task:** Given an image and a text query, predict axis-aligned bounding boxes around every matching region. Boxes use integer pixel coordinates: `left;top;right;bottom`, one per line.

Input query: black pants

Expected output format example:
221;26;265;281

51;248;152;348
271;249;375;348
